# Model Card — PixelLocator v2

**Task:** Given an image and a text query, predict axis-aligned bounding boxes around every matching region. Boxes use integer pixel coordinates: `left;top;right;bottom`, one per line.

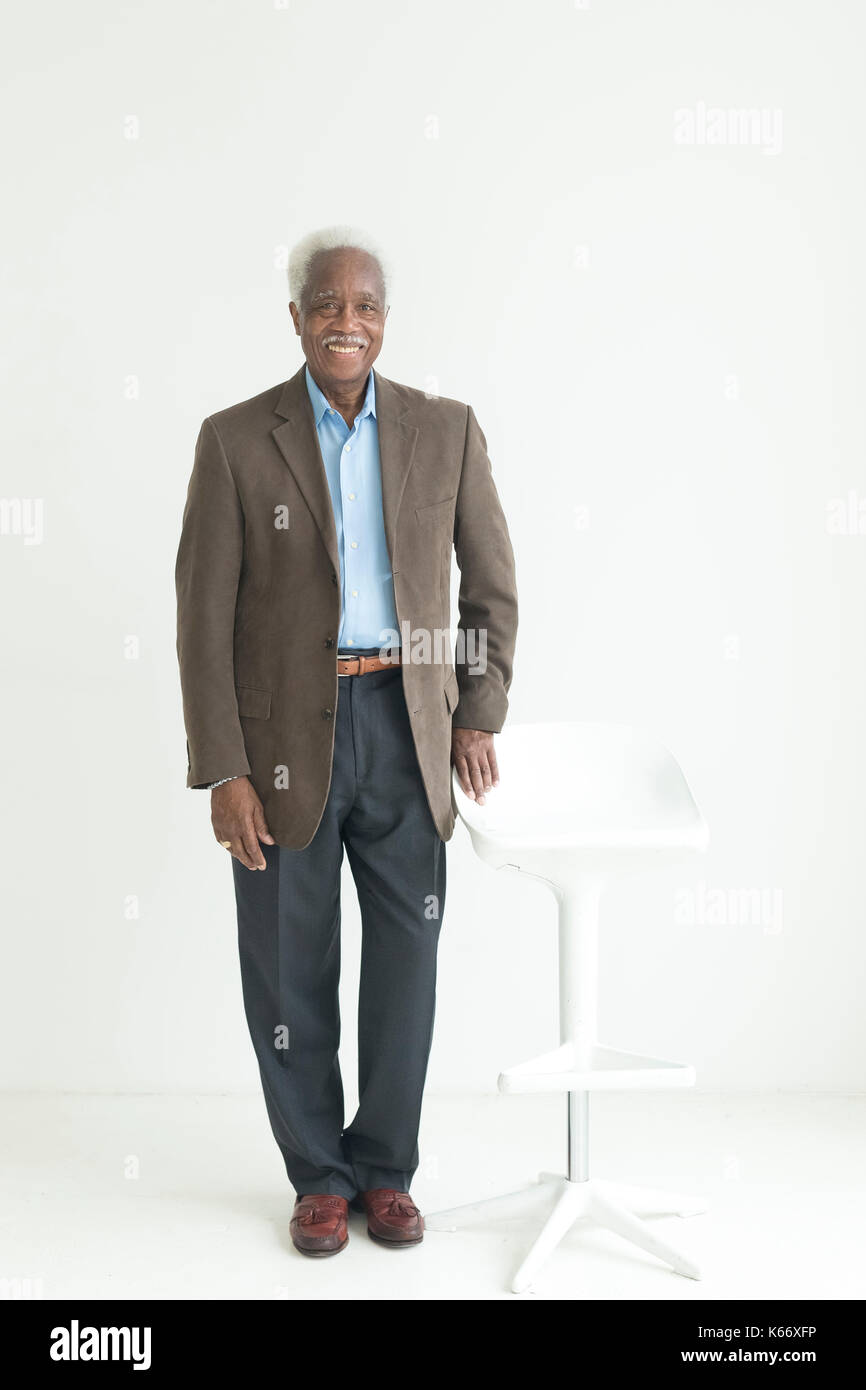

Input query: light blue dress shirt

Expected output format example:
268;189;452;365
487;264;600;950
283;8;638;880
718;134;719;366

305;363;400;650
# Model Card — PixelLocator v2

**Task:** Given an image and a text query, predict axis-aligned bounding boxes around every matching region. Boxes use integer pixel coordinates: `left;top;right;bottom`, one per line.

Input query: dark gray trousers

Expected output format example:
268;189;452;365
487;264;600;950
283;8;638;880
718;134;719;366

232;655;446;1200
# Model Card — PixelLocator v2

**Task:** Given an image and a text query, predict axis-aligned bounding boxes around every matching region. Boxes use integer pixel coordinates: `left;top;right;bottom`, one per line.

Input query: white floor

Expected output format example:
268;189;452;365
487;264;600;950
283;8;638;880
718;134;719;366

1;1091;864;1301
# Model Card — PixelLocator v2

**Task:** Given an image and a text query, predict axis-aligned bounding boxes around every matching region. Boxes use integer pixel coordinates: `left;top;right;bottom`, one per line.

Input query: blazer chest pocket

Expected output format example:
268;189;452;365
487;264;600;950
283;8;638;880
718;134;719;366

415;495;456;527
236;684;271;719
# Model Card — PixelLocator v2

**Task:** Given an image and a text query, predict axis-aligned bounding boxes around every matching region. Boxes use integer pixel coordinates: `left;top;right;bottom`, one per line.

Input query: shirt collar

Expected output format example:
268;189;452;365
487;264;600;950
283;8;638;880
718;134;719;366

305;362;376;427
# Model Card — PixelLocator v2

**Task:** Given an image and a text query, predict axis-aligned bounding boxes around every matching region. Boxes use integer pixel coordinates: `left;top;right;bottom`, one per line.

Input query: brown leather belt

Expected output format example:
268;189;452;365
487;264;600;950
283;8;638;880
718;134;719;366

337;650;401;676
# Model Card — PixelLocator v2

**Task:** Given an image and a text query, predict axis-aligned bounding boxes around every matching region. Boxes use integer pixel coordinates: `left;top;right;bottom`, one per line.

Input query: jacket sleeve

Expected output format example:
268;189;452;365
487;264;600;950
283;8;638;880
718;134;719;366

175;416;251;789
451;404;518;733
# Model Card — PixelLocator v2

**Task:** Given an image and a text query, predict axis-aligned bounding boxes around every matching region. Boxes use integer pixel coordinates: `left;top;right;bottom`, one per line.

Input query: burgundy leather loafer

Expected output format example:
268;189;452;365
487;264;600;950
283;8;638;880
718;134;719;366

353;1189;424;1246
290;1194;349;1257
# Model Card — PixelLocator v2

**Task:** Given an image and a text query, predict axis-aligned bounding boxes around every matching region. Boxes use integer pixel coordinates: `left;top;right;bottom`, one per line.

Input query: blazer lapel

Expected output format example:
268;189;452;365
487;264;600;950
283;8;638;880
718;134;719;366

374;369;419;570
271;363;340;575
271;362;419;577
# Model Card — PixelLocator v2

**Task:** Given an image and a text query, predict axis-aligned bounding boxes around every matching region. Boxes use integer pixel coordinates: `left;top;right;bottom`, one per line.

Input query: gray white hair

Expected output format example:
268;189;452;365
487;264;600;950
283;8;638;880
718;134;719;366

287;225;392;309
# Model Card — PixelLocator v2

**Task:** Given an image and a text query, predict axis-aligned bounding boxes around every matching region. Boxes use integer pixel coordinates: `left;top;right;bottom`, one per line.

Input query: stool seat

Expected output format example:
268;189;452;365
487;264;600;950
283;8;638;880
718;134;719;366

453;721;709;861
427;720;710;1292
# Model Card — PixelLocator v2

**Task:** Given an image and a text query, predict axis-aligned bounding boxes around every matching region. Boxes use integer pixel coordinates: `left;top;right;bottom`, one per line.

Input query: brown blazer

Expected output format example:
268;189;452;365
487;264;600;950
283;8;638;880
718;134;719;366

175;361;518;848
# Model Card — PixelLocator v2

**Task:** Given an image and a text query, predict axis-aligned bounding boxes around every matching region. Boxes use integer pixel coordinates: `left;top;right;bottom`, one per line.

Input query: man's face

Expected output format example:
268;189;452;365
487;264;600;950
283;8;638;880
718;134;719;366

290;248;389;391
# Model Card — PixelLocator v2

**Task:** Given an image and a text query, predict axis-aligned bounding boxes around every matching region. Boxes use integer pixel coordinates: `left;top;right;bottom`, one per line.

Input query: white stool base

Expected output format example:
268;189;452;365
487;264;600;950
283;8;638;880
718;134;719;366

426;1173;705;1292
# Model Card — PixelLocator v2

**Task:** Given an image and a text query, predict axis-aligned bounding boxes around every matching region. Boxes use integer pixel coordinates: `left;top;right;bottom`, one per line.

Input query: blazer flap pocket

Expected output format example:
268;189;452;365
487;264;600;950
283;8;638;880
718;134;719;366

415;494;457;524
443;670;460;714
236;684;271;720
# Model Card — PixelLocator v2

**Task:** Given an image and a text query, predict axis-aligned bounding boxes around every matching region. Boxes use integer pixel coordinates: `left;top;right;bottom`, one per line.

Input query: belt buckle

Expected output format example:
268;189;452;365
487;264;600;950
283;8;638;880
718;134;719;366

337;648;400;676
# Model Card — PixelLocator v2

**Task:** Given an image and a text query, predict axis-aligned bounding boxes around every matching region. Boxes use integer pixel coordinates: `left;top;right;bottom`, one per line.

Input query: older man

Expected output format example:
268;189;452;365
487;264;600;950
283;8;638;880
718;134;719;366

175;225;518;1258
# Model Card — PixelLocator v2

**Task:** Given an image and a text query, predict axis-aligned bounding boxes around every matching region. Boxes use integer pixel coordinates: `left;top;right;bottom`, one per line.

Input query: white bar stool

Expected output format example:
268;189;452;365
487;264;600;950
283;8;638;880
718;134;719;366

426;721;710;1292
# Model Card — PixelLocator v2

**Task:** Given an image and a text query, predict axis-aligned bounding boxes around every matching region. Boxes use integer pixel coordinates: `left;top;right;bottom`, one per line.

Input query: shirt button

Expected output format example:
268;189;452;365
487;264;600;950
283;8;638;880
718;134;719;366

351;590;358;598
345;444;351;452
350;541;358;549
348;492;356;500
346;638;354;645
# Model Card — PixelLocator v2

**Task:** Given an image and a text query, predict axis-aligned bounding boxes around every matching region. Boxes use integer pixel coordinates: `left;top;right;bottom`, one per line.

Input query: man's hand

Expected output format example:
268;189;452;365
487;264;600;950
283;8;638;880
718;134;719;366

451;728;499;806
212;776;275;870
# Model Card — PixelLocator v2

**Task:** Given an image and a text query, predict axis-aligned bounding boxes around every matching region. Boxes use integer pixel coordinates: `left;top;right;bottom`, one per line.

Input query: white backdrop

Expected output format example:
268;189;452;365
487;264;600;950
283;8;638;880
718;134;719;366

3;0;864;1101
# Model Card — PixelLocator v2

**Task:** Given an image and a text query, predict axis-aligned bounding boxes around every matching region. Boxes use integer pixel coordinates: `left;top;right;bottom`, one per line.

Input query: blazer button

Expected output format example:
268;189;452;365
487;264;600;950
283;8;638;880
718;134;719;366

322;707;334;720
331;572;338;585
324;637;335;648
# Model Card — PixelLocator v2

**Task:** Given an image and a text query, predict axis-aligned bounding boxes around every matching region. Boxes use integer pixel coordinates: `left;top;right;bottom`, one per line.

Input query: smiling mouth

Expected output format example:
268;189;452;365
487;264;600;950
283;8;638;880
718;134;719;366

325;343;365;355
